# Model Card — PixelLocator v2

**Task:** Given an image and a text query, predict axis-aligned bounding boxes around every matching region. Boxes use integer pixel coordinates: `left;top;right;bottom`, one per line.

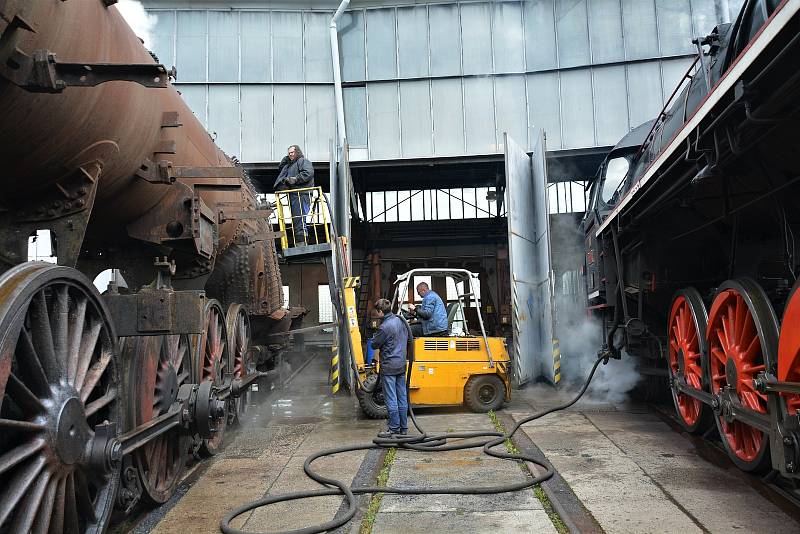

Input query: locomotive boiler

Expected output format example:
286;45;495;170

0;0;289;530
584;0;800;476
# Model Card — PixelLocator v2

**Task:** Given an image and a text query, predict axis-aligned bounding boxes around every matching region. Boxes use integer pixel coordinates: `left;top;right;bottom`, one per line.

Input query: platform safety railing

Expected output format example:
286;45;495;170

274;186;331;252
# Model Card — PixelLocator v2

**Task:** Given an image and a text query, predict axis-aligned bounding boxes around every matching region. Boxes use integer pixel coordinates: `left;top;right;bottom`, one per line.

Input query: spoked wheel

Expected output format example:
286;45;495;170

707;279;777;471
194;299;229;456
778;279;800;417
226;304;252;425
124;335;191;504
0;263;120;533
667;288;713;433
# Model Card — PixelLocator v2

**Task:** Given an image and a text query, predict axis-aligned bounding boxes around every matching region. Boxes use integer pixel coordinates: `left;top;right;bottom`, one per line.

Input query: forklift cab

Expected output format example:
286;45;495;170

354;268;511;417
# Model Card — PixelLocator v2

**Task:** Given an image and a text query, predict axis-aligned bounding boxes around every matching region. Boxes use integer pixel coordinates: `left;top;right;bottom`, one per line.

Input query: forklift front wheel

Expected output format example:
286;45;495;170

357;374;388;419
464;374;505;413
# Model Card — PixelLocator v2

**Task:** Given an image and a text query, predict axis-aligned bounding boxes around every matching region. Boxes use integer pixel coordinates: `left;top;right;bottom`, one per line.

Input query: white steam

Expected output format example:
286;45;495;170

549;213;641;405
116;0;158;49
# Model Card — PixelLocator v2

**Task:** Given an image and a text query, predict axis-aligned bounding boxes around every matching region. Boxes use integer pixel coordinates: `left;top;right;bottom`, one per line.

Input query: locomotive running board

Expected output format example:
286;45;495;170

596;0;800;237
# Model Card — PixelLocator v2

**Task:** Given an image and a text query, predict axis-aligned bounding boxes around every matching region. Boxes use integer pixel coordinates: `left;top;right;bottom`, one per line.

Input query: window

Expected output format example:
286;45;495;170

318;285;333;323
602;157;630;204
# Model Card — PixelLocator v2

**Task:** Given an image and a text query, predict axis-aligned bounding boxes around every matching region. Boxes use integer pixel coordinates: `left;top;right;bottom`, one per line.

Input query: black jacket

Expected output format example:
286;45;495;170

371;313;409;376
274;156;314;190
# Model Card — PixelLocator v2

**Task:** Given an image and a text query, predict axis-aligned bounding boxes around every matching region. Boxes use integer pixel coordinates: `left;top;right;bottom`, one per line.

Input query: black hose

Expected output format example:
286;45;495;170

219;354;607;534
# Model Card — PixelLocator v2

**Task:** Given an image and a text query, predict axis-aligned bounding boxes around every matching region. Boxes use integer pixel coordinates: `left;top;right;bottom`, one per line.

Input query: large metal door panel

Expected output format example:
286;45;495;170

505;131;554;386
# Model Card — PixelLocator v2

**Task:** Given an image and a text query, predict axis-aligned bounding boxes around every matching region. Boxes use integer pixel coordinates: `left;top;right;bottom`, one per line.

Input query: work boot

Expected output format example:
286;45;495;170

377;430;397;439
398;430;408;436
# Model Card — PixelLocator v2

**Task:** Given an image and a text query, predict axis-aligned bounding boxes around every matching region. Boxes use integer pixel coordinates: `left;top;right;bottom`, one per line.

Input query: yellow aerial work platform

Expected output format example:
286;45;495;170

344;268;512;417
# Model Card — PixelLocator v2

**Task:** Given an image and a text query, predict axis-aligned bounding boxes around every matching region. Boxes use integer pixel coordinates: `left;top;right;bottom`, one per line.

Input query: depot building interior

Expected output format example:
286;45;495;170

5;1;800;533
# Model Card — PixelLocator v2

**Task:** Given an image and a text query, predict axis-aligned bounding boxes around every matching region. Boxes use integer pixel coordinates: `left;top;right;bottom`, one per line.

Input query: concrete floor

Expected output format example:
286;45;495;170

133;351;800;534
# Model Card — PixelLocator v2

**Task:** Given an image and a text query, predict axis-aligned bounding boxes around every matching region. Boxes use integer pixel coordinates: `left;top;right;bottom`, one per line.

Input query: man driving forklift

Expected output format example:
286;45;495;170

408;282;448;338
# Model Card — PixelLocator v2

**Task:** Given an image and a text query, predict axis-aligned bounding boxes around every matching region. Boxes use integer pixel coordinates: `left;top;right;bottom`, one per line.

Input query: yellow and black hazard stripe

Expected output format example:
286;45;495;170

343;276;360;288
330;344;340;394
552;338;562;385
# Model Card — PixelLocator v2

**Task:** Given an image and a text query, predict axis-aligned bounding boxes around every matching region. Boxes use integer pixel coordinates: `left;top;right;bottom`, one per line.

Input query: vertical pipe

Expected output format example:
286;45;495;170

330;0;350;151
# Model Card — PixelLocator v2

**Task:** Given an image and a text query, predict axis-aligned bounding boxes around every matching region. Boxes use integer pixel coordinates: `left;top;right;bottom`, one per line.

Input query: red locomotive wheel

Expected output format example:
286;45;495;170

226;304;252;425
707;279;777;471
778;280;800;415
667;289;712;432
195;300;229;456
125;335;191;504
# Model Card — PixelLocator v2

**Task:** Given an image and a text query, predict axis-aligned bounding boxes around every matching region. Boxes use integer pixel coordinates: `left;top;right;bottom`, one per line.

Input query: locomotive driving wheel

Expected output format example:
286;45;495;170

707;279;777;471
195;299;229;456
0;263;120;533
778;280;800;417
667;288;712;433
125;335;191;504
226;304;252;425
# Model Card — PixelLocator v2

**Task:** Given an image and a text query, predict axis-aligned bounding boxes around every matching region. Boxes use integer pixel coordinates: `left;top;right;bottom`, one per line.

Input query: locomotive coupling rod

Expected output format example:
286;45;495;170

672;376;715;405
218;371;268;400
753;373;800;395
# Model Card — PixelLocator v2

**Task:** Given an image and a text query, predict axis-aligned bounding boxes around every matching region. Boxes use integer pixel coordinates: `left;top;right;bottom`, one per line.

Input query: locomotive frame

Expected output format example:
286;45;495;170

584;0;800;476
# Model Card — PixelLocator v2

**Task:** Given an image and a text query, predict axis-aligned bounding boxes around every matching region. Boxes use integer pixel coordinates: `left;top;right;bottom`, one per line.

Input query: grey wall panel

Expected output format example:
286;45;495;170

556;0;590;68
431;78;465;156
588;0;624;63
368;82;401;159
622;0;659;59
524;0;557;70
151;10;175;69
527;72;561;149
343;87;368;148
366;8;397;80
560;69;595;148
208;85;240;157
273;86;305;158
176;11;207;82
241;12;270;82
661;57;694;101
340;10;365;81
690;0;719;36
397;6;429;78
495;75;527;150
627;61;664;128
657;0;694;55
593;65;629;146
492;1;524;73
305;85;335;160
272;11;303;82
176;85;207;127
400;80;433;157
209;11;238;82
428;4;461;76
726;0;745;22
241;85;272;163
461;3;493;75
304;12;334;82
463;76;495;154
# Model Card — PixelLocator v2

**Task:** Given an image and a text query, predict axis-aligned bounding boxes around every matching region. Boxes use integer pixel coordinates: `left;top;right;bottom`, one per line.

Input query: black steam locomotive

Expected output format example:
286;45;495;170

583;0;800;475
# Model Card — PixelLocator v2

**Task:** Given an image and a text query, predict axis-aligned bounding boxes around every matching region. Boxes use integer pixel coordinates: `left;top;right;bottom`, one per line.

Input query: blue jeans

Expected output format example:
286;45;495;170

288;191;310;244
381;373;408;433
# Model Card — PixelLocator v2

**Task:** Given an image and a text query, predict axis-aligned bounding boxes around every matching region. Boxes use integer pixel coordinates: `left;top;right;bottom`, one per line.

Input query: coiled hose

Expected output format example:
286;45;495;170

219;352;606;534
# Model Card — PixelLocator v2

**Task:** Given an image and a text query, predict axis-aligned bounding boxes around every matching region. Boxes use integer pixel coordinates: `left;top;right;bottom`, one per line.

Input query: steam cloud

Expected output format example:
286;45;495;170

116;0;158;49
550;213;641;405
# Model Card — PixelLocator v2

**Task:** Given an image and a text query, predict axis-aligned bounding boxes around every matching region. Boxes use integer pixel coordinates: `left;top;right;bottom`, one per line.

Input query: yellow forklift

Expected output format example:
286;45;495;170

343;268;512;417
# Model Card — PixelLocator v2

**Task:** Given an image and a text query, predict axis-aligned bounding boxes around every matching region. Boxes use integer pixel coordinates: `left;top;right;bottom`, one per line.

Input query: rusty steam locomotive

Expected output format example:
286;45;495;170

584;0;800;476
0;1;291;531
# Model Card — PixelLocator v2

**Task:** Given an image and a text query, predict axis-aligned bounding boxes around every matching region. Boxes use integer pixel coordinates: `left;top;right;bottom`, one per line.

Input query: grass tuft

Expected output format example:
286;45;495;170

488;411;568;534
359;447;397;534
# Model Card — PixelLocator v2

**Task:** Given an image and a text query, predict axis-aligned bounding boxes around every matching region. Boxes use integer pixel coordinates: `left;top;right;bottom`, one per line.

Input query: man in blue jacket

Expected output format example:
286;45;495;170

371;298;409;438
274;145;314;245
409;282;448;338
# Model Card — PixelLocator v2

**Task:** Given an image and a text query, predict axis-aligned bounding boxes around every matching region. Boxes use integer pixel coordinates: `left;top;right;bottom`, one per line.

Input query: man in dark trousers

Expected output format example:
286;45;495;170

371;298;409;438
408;282;448;338
274;144;314;245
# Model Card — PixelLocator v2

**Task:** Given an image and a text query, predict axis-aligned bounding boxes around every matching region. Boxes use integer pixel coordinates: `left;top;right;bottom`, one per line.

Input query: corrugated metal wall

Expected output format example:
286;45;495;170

146;0;743;163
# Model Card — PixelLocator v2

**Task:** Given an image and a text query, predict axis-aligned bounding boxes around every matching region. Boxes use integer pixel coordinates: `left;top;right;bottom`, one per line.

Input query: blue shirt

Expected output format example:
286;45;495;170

371;313;409;375
416;290;448;335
